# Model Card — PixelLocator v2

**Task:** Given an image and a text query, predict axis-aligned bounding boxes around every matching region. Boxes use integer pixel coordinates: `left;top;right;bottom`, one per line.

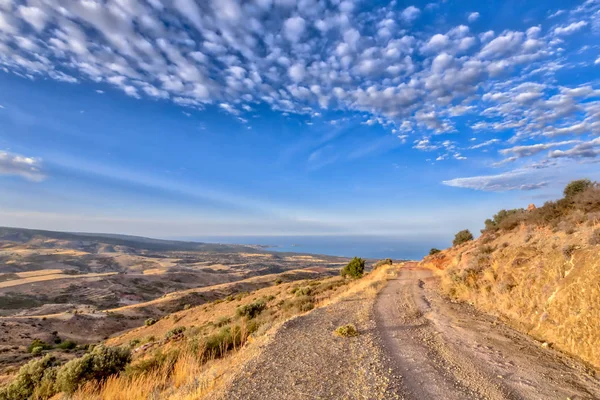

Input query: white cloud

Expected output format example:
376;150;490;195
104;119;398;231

553;21;588;35
288;63;306;82
284;16;306;42
0;151;45;181
468;12;480;23
18;6;47;32
401;6;421;23
443;169;550;192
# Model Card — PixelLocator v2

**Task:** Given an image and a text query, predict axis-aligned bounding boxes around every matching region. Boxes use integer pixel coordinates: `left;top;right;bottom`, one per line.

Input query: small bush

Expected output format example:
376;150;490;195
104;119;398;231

236;300;266;319
55;345;131;394
27;339;52;354
564;179;592;198
164;326;186;339
334;324;359;337
0;355;59;400
203;325;247;359
56;340;77;350
453;230;474;246
429;248;441;256
374;258;393;268
144;318;157;326
215;316;231;327
294;287;312;297
274;278;283;285
341;257;365;279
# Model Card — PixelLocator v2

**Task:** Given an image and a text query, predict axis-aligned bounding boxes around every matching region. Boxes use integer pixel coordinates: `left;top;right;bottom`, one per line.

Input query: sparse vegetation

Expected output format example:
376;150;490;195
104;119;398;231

144;318;157;326
56;340;77;350
0;355;59;400
374;258;393;268
429;248;441;255
453;229;474;246
27;339;52;354
436;179;600;370
564;179;592;198
341;257;365;279
55;345;131;394
236;299;266;319
164;326;186;339
0;345;130;399
334;324;359;337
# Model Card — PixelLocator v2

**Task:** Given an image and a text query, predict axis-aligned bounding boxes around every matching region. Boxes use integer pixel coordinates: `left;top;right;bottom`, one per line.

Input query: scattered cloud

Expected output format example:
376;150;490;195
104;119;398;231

0;150;45;181
442;169;550;192
468;12;480;23
0;0;598;184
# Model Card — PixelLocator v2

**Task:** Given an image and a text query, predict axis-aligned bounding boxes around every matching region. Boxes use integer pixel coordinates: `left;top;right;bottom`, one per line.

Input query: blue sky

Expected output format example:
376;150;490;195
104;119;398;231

0;0;599;244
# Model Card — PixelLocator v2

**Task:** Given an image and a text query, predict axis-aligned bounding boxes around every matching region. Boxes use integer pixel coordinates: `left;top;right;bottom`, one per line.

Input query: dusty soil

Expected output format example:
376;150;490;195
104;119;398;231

221;285;400;399
376;264;600;400
221;264;600;399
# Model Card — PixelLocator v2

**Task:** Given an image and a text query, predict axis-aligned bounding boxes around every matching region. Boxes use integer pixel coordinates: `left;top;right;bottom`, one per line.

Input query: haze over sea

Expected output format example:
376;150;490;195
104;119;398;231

180;235;446;260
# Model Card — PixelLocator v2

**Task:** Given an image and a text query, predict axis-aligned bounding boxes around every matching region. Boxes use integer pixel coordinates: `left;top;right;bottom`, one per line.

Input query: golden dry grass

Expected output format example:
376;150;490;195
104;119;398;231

0;271;116;289
73;263;400;400
434;225;600;369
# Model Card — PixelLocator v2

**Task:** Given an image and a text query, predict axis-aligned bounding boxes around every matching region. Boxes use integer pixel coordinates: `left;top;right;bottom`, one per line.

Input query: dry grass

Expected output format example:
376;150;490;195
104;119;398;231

0;271;116;288
433;226;600;369
68;263;400;399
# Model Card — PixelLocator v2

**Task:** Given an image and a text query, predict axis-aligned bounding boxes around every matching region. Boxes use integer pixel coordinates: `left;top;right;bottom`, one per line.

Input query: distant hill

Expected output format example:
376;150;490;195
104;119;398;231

0;226;260;253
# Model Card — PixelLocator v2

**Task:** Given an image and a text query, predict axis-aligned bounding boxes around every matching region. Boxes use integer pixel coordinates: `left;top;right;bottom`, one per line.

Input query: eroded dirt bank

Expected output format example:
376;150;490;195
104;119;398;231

375;264;600;400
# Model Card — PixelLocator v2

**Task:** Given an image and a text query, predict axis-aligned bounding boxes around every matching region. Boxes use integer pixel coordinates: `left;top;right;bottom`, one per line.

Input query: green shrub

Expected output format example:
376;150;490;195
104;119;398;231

54;345;131;394
164;326;186;339
429;248;441;256
334;324;359;337
27;339;52;354
203;325;246;359
0;355;59;400
236;300;266;319
294;287;312;297
453;230;474;246
274;278;283;285
144;318;157;326
341;257;365;279
56;340;77;350
564;179;592;198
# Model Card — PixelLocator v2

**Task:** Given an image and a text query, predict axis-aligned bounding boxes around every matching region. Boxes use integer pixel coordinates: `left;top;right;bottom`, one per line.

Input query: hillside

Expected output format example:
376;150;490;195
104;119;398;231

421;179;600;370
0;227;349;385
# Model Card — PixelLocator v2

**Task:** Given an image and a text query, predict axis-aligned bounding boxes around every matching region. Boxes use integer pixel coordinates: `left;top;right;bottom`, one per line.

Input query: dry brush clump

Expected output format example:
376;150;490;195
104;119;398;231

434;179;600;369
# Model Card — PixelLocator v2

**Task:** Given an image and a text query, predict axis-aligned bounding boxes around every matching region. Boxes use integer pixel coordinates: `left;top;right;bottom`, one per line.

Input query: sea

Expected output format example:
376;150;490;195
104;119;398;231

183;235;446;260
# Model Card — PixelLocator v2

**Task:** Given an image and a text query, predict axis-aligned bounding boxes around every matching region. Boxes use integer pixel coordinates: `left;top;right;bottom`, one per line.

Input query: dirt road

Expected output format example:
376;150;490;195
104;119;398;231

376;264;600;400
221;265;600;399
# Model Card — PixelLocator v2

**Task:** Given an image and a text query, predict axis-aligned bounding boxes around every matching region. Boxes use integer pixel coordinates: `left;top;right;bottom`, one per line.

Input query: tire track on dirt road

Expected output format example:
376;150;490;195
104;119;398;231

375;264;600;400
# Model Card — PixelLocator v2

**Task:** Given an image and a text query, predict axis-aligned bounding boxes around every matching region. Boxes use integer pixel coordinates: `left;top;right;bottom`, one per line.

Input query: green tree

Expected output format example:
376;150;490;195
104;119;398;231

429;248;441;255
563;179;592;198
341;257;365;278
453;230;474;246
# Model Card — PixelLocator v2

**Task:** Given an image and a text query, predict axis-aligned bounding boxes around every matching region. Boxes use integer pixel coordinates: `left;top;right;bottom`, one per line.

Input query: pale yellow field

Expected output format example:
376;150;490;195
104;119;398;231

0;272;117;289
15;269;64;278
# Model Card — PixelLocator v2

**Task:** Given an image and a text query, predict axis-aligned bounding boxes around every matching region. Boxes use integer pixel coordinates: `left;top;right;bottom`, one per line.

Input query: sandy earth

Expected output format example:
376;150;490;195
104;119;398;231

221;264;600;399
